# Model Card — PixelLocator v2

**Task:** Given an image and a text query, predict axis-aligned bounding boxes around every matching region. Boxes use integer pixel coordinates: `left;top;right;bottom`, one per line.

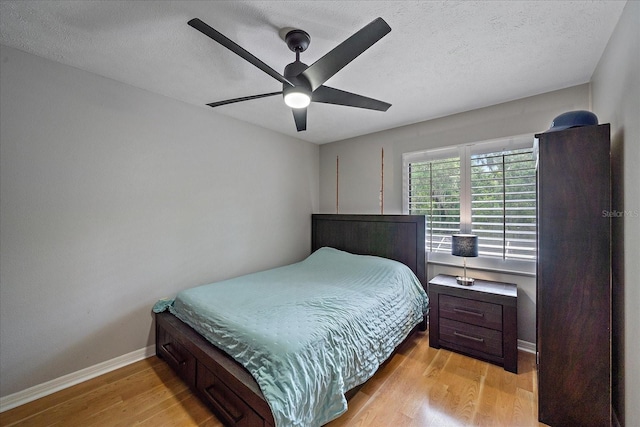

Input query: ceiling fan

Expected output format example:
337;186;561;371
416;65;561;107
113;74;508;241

188;17;392;131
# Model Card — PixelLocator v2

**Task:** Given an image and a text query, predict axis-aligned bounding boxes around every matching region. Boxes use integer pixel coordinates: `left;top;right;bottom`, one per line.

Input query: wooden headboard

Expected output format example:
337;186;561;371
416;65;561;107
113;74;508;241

311;214;426;287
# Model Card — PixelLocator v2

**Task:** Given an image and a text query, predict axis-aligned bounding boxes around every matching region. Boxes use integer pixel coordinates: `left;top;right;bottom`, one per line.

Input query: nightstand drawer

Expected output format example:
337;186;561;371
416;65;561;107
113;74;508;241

440;294;503;330
440;318;503;357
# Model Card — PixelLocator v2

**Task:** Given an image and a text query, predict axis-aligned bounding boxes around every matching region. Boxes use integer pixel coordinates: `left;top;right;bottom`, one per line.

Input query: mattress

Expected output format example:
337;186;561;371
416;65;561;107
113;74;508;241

154;247;428;427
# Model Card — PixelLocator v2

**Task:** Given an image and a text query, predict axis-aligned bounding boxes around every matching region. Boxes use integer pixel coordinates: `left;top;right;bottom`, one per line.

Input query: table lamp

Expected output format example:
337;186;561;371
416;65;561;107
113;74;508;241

452;234;478;285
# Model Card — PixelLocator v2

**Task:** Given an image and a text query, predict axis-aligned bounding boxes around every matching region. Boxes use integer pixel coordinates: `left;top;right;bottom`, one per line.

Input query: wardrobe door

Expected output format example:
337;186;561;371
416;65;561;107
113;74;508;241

536;124;611;426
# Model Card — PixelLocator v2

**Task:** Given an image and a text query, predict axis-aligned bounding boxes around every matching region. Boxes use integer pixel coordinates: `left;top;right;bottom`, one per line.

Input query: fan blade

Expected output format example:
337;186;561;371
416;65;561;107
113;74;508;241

301;18;391;91
292;108;307;131
188;18;294;87
206;92;282;108
312;86;391;111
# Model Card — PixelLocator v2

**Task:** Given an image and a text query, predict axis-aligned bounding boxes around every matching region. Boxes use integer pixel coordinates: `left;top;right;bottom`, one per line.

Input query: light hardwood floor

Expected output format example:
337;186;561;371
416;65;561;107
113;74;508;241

0;331;545;427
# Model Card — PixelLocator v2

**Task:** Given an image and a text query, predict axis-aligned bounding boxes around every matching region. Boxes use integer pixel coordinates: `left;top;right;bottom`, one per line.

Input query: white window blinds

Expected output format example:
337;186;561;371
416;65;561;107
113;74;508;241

470;148;537;260
407;154;460;254
404;136;537;267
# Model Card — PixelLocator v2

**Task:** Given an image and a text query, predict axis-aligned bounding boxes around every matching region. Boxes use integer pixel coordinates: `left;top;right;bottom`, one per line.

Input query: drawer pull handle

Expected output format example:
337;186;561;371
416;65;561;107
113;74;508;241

454;331;485;343
454;307;484;317
162;343;186;366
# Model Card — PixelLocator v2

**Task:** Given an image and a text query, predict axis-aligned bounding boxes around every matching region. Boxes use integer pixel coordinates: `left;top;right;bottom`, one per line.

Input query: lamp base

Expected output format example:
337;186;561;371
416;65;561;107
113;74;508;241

456;276;475;286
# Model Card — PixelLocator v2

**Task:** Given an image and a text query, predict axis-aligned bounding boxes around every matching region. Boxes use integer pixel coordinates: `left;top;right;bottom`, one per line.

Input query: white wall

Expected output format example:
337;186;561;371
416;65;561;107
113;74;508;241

592;1;640;424
318;84;592;345
0;45;319;398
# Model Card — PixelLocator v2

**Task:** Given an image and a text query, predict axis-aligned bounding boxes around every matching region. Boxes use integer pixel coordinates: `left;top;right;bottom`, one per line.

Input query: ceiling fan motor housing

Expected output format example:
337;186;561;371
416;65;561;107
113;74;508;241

283;60;312;108
284;60;311;90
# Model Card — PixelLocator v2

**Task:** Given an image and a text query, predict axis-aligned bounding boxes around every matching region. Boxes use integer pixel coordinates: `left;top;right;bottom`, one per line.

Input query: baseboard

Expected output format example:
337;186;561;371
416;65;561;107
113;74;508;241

517;339;536;354
0;345;155;413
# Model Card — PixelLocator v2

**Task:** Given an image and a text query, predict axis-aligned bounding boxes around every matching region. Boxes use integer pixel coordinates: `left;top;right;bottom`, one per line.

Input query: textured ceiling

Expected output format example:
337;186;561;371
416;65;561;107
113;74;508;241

0;1;626;144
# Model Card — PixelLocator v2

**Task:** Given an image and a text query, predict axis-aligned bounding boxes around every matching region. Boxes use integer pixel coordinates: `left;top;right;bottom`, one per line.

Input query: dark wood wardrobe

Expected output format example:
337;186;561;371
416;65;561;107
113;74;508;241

536;124;612;426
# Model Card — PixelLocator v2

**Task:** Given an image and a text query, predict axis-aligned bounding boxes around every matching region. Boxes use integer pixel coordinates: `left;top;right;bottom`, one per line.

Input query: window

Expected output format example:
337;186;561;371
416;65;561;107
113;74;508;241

405;147;460;255
403;135;536;274
470;148;537;261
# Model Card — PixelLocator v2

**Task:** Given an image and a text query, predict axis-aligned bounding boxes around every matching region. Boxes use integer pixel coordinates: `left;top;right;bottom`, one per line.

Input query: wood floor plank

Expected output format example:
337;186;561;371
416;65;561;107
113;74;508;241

1;332;546;427
83;376;187;426
135;393;217;427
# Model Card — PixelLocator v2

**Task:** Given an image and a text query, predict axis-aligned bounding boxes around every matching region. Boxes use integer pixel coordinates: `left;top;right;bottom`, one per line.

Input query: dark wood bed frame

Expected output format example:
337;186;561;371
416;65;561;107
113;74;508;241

155;214;426;427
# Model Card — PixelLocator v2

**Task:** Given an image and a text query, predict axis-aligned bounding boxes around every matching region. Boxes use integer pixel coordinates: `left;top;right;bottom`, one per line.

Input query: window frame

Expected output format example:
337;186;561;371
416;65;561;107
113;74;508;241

402;134;536;276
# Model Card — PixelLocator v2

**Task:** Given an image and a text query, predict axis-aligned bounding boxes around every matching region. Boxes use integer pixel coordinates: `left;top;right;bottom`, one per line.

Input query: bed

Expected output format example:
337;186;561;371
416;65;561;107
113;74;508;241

154;214;427;427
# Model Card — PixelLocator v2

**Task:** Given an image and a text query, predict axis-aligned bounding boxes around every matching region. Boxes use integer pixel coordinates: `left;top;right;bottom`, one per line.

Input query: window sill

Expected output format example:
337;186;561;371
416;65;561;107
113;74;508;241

427;253;536;278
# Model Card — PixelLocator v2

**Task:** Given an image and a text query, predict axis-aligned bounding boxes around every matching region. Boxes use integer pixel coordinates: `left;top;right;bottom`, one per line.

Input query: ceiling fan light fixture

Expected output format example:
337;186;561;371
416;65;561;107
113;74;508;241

283;86;311;109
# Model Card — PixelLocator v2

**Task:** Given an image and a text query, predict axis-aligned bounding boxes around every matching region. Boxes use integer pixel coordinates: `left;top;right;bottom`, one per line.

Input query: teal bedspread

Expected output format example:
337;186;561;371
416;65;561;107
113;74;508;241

154;247;428;427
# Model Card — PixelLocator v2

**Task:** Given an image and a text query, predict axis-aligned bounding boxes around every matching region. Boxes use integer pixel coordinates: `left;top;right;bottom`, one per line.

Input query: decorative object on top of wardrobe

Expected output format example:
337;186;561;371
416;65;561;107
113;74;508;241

451;234;478;285
188;17;392;132
545;110;598;132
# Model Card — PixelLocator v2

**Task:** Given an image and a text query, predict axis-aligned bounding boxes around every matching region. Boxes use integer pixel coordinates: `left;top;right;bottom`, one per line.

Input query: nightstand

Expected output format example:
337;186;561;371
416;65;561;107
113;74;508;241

428;274;518;373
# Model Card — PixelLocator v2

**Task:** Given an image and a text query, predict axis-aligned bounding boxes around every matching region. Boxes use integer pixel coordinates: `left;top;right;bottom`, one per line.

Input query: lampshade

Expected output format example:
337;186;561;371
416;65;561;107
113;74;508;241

452;234;478;258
